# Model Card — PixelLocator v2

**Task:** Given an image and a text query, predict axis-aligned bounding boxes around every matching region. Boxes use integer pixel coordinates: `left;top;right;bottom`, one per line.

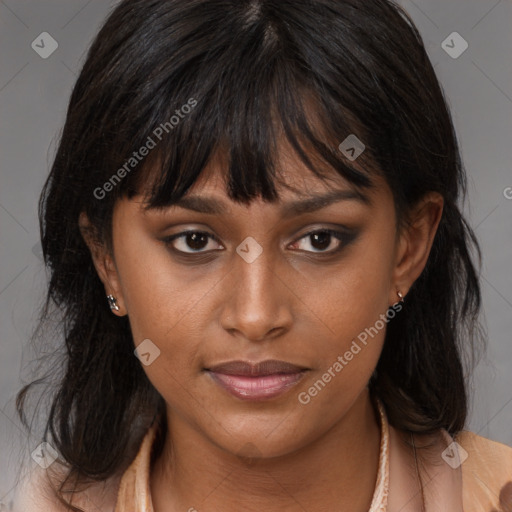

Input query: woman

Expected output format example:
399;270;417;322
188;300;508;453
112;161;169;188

14;0;512;511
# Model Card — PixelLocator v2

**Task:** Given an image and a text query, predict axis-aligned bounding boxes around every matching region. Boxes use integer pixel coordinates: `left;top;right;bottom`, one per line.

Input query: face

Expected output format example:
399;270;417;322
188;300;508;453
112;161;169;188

82;147;442;459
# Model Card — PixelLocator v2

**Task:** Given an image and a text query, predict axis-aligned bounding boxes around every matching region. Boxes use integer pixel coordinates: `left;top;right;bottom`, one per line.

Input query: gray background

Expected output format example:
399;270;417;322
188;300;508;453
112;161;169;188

1;0;511;506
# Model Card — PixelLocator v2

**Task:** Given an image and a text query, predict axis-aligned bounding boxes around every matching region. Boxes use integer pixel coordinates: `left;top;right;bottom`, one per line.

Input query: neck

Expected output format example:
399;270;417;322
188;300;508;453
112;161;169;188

150;389;381;512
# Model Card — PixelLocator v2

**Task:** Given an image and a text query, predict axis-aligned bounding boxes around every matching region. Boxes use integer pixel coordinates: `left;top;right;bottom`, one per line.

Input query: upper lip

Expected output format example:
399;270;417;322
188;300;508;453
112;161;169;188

206;360;308;376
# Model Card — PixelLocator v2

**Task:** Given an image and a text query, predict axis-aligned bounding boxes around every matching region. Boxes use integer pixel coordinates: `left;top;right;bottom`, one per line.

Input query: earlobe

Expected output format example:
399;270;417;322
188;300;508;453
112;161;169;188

78;212;127;316
391;192;444;302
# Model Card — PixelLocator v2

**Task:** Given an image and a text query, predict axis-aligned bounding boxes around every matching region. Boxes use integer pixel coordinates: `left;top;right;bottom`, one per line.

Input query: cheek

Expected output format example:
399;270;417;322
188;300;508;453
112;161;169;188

311;228;396;344
296;222;397;407
113;244;212;408
112;230;211;368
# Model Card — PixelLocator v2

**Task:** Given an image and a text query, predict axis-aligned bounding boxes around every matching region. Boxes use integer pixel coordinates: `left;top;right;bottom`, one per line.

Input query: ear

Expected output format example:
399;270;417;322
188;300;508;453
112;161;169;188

78;212;127;316
390;192;444;304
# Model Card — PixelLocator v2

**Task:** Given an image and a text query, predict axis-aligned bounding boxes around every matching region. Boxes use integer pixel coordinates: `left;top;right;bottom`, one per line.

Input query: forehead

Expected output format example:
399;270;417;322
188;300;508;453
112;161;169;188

123;139;395;229
169;143;375;204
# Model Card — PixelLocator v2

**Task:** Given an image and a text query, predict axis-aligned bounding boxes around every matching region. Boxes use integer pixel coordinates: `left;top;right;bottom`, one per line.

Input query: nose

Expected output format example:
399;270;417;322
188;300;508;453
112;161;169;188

219;249;294;343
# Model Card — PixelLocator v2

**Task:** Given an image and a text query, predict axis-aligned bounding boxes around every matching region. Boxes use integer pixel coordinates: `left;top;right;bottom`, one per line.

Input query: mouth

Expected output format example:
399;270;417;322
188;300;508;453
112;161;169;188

204;360;309;401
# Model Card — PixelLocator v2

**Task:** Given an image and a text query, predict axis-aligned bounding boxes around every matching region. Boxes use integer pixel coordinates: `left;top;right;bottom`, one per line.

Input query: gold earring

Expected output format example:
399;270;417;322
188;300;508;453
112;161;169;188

397;290;404;303
107;294;120;311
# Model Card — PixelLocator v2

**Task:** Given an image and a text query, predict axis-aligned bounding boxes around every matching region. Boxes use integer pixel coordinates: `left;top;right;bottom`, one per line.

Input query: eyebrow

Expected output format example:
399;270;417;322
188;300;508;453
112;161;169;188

149;189;370;217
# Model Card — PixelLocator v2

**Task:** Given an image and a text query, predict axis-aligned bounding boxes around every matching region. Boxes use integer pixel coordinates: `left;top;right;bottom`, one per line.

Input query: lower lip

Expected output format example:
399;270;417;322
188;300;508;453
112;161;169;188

207;371;306;401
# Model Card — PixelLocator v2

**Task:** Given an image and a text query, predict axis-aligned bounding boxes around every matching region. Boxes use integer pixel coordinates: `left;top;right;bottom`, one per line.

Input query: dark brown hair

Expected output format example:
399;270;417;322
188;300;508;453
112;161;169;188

17;0;483;509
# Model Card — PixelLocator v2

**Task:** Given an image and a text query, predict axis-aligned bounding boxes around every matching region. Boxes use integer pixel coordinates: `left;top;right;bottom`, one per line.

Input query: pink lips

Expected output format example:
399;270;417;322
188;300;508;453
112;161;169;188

206;360;307;401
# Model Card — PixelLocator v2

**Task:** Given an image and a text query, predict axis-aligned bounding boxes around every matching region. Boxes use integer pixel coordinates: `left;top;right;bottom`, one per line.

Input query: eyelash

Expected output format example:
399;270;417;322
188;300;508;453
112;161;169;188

161;228;356;257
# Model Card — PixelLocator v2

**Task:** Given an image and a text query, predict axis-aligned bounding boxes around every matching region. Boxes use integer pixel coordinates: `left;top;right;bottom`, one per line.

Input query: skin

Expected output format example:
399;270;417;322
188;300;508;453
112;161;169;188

80;147;443;512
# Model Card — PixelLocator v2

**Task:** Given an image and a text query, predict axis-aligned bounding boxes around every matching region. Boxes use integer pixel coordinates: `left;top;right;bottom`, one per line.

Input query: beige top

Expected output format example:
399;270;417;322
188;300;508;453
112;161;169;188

14;399;512;511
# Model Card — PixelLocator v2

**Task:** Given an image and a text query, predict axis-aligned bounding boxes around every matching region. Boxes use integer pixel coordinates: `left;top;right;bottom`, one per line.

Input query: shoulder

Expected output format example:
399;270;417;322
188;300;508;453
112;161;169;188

12;463;120;512
13;420;159;512
388;423;512;512
455;430;512;510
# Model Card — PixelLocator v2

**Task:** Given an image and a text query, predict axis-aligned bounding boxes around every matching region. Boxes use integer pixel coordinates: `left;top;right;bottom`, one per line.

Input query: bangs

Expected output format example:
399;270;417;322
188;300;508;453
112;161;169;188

104;2;382;210
128;87;377;211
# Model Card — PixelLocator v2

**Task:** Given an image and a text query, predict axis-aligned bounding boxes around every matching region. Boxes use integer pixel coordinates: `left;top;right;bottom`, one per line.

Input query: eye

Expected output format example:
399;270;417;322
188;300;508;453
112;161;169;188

163;230;223;254
289;229;353;254
162;227;357;257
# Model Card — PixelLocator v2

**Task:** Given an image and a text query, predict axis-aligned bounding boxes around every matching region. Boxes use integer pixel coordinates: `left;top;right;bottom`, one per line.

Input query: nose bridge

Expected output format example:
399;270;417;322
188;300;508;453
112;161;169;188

221;244;292;341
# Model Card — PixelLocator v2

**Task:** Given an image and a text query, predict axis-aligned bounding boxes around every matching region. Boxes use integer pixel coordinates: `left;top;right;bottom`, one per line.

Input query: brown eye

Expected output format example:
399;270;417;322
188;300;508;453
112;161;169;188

184;232;209;251
163;231;223;254
290;228;357;254
309;232;332;251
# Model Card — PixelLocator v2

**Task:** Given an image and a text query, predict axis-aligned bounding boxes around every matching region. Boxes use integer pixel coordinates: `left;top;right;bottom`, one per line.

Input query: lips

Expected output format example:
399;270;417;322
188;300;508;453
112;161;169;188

205;360;308;401
207;359;307;376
